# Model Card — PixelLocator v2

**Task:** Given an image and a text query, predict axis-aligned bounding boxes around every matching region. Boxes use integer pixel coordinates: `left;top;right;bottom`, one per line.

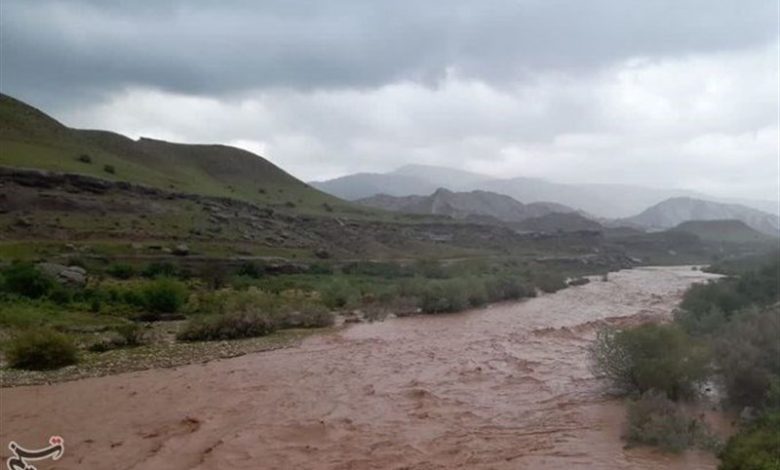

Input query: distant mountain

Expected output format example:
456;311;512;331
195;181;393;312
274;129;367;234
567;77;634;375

625;197;780;236
311;164;777;219
515;212;603;233
392;164;492;189
356;188;577;223
310;173;438;200
669;220;774;244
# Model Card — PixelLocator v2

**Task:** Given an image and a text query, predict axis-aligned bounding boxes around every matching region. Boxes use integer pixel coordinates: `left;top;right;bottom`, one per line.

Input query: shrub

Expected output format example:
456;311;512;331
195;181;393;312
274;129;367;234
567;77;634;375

6;329;78;370
107;263;135;279
320;278;358;309
47;284;73;305
103;164;116;174
142;278;187;313
591;323;711;400
142;262;178;278
484;275;533;301
77;154;92;163
277;305;335;328
1;263;55;299
533;270;567;293
88;323;145;352
177;311;276;341
418;279;468;313
624;391;718;453
116;323;145;346
237;262;264;278
719;412;780;470
674;306;727;336
715;306;780;408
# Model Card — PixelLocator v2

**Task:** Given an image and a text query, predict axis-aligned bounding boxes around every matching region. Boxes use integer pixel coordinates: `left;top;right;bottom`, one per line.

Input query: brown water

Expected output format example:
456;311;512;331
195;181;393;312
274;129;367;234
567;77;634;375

0;266;723;469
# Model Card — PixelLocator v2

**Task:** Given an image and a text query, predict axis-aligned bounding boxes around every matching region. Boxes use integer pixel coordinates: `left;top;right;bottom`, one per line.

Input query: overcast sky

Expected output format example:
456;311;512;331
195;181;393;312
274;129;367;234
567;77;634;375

2;0;779;200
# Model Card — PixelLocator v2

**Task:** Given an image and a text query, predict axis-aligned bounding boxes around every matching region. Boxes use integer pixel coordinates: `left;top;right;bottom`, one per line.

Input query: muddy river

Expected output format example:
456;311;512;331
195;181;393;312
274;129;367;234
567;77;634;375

0;266;724;469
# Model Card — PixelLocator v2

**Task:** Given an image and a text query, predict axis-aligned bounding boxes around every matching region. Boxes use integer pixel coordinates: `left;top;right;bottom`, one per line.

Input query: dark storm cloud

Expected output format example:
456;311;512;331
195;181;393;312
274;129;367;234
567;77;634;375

2;0;776;105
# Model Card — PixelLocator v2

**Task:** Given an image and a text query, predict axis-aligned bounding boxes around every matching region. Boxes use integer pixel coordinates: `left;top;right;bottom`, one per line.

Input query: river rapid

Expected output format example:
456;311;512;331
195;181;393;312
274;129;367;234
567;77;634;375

0;266;724;469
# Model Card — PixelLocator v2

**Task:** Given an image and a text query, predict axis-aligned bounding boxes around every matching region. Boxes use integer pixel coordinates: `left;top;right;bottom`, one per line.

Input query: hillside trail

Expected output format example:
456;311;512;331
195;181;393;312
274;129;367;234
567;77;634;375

0;266;724;469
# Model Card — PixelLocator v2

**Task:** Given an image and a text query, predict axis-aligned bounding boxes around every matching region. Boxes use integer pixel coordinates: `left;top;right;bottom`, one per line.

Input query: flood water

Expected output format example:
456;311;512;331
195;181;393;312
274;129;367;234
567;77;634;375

0;266;724;469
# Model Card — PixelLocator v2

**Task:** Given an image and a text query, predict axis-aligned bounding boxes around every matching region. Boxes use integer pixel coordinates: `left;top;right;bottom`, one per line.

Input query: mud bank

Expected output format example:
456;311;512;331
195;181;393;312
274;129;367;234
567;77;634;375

0;266;722;469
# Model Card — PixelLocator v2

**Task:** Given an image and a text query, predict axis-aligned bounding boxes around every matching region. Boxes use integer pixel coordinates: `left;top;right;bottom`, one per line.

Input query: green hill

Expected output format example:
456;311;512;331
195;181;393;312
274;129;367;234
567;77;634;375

0;93;343;213
669;219;776;244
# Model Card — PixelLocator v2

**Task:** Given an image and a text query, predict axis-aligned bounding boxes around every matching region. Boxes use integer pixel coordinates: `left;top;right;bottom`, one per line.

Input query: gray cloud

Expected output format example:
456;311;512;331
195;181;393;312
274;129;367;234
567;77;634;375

3;0;777;106
2;1;778;202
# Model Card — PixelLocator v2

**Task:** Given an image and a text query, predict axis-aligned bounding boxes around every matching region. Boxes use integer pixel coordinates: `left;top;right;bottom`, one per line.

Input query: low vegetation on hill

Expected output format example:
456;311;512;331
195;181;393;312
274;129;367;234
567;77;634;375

591;257;780;466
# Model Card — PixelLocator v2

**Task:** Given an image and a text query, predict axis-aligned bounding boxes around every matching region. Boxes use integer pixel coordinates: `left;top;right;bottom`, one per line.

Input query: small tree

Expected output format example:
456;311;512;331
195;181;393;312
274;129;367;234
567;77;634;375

591;323;711;400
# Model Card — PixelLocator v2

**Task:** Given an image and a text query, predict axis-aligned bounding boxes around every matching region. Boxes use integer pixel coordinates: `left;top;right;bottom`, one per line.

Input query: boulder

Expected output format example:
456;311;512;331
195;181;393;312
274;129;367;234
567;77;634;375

172;244;190;256
37;262;88;287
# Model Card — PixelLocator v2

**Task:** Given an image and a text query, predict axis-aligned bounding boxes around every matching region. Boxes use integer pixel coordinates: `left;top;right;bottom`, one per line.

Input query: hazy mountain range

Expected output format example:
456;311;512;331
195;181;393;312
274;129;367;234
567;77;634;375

357;188;576;223
623;197;780;236
311;165;778;219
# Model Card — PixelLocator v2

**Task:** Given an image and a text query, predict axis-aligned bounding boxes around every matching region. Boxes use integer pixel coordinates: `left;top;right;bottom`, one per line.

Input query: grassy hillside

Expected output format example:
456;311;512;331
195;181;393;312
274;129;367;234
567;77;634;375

0;94;350;214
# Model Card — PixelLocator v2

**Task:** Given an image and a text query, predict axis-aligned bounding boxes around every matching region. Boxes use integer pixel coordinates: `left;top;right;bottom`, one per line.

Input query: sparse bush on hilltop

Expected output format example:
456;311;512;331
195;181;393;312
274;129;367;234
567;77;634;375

6;329;78;370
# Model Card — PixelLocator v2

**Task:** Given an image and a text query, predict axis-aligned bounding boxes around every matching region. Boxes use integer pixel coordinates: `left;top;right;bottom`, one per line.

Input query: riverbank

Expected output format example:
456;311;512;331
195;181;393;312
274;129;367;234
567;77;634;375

0;266;722;469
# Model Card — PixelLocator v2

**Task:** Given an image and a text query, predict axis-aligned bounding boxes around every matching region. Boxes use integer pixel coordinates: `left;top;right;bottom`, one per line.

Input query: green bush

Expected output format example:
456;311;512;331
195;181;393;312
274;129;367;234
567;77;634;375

533;270;567;293
719;412;780;470
142;278;187;314
6;329;78;370
237;262;264;278
624;391;718;453
142;262;178;278
679;259;779;329
715;306;780;408
107;263;135;279
591;323;711;400
177;311;276;341
2;263;55;299
103;164;116;174
320;278;358;309
418;279;469;313
484;275;534;301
